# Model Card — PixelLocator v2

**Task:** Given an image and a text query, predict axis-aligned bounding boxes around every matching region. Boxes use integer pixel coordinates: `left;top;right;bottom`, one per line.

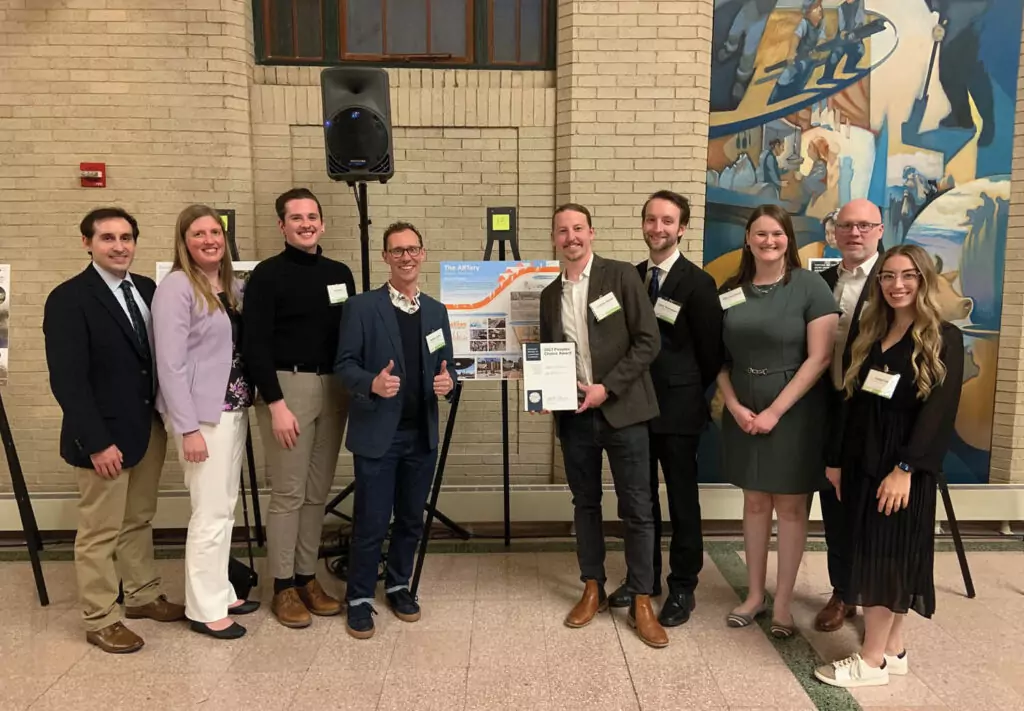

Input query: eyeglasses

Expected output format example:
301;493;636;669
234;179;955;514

387;246;422;258
835;221;881;233
878;270;921;285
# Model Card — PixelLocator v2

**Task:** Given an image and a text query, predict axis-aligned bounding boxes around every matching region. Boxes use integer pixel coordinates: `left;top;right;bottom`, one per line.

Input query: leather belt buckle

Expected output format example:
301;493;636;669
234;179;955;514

746;367;768;376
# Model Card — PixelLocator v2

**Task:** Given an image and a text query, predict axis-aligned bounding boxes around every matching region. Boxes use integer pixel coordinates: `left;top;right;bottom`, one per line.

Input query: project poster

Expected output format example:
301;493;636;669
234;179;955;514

440;261;561;381
0;265;9;386
155;261;260;286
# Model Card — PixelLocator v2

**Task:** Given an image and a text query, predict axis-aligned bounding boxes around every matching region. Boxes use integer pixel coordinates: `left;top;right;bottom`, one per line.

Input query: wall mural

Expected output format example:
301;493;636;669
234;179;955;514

701;0;1021;484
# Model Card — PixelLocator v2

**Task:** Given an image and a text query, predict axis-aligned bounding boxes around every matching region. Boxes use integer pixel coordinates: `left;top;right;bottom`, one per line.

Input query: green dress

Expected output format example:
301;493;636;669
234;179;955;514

720;267;840;494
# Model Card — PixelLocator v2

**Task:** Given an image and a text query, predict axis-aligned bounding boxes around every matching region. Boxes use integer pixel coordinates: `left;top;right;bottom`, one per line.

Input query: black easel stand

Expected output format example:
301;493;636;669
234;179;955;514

223;211;265;547
0;389;49;605
938;472;975;598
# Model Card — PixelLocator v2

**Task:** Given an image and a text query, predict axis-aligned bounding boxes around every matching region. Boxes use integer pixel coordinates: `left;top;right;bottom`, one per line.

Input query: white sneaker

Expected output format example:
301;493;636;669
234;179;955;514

814;653;890;688
884;649;908;675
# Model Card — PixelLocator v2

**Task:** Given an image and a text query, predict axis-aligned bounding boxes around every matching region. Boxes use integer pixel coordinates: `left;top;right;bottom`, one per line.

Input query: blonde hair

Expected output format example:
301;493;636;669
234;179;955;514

843;244;947;400
171;204;238;314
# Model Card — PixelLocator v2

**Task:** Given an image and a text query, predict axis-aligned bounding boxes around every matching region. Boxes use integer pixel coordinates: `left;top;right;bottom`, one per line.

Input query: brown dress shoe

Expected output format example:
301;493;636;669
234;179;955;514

297;579;342;617
272;588;312;628
125;594;186;622
86;621;145;654
629;594;669;648
814;593;856;632
564;580;608;628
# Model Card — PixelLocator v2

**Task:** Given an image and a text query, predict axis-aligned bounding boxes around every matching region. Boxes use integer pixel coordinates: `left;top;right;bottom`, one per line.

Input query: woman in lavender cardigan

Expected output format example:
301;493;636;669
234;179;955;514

152;204;259;639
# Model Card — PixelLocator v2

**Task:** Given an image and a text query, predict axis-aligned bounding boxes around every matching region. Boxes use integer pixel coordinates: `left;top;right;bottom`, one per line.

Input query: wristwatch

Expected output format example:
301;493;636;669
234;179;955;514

896;461;914;474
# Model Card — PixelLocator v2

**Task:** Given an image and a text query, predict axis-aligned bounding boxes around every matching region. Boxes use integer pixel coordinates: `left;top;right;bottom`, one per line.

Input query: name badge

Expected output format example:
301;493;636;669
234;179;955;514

862;369;900;399
589;292;621;321
719;287;747;310
654;297;681;325
327;283;349;304
426;328;445;353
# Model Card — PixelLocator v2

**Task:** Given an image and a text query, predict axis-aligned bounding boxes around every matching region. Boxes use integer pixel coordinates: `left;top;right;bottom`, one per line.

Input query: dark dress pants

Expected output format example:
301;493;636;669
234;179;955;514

650;433;704;594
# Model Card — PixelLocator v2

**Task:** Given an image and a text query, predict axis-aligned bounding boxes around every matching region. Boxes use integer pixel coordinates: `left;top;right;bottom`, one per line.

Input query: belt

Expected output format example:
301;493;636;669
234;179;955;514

741;363;802;376
277;363;330;375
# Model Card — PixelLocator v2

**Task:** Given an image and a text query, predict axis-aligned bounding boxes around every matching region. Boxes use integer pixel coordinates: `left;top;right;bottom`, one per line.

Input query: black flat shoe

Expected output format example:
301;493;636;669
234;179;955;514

190;620;247;639
228;600;261;615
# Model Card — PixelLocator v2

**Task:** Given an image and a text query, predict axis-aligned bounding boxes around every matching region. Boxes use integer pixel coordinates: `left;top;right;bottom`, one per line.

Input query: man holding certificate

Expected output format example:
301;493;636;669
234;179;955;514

538;203;667;648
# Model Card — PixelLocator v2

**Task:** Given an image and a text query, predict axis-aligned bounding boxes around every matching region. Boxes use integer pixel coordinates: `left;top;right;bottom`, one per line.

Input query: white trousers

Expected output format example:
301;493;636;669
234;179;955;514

171;410;247;623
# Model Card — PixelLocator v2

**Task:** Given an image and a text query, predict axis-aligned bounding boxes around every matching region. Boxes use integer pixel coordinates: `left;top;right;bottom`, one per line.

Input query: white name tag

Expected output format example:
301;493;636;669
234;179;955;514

862;369;900;399
589;292;621;321
327;283;349;304
425;328;445;353
654;297;681;325
719;287;747;310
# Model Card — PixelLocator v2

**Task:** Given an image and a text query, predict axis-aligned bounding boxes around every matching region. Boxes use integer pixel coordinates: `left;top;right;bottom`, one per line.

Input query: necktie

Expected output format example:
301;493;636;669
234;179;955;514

120;281;151;359
648;266;660;303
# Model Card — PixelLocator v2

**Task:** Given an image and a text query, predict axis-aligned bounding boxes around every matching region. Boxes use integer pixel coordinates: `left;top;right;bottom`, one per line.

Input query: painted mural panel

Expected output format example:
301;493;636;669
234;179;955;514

702;0;1020;484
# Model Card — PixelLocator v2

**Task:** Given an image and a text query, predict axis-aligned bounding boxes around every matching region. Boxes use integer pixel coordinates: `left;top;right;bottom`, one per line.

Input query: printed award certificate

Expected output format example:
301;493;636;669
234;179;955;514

522;342;578;412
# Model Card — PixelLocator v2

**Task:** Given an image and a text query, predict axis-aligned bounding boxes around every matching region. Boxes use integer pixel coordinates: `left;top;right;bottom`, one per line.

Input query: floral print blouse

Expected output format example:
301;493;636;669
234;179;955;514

219;293;253;411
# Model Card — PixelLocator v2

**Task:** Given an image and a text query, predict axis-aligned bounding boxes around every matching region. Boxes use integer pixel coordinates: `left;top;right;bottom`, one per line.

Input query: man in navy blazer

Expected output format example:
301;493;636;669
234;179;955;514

335;221;457;639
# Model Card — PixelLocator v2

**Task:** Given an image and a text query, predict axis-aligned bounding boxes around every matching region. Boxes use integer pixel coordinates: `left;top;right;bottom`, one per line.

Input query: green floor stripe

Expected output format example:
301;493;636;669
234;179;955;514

706;541;862;711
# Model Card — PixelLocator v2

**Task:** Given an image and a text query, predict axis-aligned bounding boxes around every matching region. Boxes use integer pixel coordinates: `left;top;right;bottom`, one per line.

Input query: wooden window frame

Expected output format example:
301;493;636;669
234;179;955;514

339;0;474;65
487;0;549;68
261;0;327;62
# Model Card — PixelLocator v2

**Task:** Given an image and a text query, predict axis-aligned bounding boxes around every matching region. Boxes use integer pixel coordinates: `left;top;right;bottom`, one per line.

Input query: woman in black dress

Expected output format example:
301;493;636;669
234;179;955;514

815;244;963;688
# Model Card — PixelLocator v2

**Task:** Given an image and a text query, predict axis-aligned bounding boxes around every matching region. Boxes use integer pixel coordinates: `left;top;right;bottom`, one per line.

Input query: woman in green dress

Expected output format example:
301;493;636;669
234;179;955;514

717;204;840;636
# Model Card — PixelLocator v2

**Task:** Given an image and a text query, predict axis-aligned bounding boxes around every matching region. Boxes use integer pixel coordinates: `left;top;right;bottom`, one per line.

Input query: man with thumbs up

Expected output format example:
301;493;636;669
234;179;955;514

335;221;457;639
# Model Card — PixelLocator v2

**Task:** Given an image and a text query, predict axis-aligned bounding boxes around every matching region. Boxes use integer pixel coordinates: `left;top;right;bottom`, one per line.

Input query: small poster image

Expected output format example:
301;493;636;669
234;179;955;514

156;261;261;286
808;258;842;274
0;265;9;386
441;261;561;381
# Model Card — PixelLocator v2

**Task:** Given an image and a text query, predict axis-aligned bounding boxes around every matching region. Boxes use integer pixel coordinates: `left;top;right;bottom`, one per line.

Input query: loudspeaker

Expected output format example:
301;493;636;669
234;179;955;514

320;67;395;184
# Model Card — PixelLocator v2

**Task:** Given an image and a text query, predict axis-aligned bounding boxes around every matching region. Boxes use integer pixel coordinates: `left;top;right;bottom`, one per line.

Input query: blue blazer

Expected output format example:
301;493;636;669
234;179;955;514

335;286;457;458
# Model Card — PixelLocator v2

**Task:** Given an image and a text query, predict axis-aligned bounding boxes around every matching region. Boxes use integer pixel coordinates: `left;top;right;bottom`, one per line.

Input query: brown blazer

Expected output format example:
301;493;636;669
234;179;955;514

539;253;661;430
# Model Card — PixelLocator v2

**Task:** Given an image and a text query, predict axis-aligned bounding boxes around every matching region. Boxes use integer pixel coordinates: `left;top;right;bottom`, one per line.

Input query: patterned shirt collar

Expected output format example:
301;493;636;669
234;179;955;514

387;280;421;314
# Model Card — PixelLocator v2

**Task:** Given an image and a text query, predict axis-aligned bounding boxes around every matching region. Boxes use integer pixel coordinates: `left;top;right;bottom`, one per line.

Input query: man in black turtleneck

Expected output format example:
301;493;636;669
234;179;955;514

242;188;355;629
335;221;456;640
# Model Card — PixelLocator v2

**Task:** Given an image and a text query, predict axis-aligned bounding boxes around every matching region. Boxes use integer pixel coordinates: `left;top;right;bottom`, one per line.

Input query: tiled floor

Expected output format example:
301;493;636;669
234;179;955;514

0;543;1022;710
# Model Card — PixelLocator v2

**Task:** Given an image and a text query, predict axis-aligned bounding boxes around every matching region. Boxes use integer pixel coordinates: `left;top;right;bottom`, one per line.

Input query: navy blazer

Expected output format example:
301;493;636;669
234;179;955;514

335;286;457;458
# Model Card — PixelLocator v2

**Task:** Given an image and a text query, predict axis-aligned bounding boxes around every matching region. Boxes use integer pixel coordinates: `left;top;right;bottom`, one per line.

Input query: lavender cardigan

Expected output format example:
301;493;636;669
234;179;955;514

152;270;242;435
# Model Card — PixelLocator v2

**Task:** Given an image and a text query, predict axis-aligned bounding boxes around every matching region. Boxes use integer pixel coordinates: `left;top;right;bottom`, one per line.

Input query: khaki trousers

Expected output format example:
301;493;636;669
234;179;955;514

74;415;167;632
256;371;349;580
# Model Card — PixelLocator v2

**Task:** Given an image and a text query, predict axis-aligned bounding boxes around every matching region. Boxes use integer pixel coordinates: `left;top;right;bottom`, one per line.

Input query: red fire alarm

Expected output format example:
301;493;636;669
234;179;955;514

80;162;106;188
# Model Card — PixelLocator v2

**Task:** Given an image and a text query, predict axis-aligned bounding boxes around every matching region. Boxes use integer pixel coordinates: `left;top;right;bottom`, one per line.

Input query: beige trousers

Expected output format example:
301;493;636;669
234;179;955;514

74;415;167;632
256;371;349;580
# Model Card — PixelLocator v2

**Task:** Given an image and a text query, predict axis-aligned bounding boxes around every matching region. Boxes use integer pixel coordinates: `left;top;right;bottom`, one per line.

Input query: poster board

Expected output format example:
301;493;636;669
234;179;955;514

808;258;841;274
155;261;260;286
0;265;9;386
440;261;561;381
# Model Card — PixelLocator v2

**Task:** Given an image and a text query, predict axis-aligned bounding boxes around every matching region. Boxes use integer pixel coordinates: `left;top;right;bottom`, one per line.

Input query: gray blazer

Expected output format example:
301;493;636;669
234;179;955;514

152;270;241;434
539;253;661;430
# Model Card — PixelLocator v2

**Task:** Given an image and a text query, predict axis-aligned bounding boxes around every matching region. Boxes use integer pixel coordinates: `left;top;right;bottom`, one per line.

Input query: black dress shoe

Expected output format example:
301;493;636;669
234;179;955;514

228;600;261;615
658;591;696;627
609;579;663;608
190;620;247;639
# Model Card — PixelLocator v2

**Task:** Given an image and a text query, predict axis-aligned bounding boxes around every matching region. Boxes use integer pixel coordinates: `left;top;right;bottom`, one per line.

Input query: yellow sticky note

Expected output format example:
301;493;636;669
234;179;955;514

219;214;229;230
492;213;510;232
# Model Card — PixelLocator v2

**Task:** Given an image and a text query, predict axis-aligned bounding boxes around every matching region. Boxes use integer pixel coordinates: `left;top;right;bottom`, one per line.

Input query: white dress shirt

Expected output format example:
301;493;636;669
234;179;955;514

92;262;152;332
645;248;681;292
831;251;879;388
560;253;595;386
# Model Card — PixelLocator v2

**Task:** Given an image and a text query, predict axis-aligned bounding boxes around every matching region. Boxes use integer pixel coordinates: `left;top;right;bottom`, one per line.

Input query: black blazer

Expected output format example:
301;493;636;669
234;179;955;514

819;257;881;380
43;265;158;469
636;254;725;435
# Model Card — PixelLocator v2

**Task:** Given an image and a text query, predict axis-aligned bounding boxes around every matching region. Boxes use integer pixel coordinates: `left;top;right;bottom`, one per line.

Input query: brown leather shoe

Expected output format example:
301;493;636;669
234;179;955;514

86;621;145;654
297;579;342;617
564;580;608;628
814;593;856;632
272;588;312;628
629;594;669;648
125;594;186;622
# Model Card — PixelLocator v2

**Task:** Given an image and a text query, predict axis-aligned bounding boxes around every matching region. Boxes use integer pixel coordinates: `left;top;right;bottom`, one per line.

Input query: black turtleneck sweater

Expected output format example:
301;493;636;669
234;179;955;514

242;243;356;403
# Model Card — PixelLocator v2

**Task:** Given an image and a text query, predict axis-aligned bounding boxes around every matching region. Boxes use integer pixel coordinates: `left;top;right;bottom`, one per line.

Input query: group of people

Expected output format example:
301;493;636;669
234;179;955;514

44;186;961;691
538;192;961;690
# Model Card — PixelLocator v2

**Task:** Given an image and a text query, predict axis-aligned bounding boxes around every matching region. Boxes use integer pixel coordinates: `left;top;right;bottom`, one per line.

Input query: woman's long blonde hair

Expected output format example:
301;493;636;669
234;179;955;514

171;204;239;314
843;244;947;400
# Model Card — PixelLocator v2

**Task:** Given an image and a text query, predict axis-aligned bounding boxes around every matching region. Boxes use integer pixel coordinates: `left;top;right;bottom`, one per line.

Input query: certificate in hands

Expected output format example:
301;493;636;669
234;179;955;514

522;342;578;412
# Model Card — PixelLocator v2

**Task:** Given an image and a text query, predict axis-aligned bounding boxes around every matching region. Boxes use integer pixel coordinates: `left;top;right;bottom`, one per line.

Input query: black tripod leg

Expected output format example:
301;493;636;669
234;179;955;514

501;379;511;547
0;391;49;606
938;472;975;599
325;482;356;522
244;425;264;547
412;383;463;596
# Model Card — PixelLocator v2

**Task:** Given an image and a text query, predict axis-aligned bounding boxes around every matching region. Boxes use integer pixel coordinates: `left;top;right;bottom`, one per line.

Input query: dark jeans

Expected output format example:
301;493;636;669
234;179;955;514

651;433;703;594
810;486;848;596
559;410;655;595
347;428;438;604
